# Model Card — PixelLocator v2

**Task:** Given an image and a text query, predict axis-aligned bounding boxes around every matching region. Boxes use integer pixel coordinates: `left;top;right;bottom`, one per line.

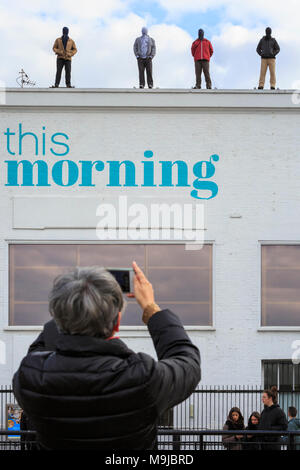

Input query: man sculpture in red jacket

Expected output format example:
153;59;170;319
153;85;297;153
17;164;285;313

191;29;214;89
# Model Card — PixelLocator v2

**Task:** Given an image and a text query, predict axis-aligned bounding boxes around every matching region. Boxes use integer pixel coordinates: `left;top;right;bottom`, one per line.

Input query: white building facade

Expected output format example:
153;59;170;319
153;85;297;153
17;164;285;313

0;88;300;389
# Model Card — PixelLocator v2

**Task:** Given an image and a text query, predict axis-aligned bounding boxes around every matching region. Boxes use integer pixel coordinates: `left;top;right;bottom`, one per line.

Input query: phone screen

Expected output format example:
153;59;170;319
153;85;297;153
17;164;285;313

108;269;131;293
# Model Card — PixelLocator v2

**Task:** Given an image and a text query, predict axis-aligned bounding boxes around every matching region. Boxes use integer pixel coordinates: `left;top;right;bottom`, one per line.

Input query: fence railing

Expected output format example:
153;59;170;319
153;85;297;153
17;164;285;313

159;385;300;429
1;385;300;449
0;429;300;451
157;429;300;451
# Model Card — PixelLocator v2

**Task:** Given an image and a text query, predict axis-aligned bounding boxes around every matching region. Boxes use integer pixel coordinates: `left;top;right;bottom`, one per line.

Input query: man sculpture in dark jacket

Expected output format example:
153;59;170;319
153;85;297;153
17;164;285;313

256;27;280;90
13;261;200;450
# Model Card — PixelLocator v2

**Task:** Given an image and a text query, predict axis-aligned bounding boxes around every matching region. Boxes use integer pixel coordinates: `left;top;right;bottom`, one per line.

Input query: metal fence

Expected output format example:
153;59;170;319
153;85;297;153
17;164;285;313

1;385;300;451
157;429;300;451
160;385;300;430
1;429;300;451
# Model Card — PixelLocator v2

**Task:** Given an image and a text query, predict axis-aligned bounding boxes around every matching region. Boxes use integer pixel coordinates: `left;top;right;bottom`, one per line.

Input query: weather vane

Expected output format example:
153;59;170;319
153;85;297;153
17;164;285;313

16;69;36;88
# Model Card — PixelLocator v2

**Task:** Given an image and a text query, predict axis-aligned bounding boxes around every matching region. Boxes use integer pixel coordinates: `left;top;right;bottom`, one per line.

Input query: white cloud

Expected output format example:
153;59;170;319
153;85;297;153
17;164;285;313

0;0;299;90
157;0;225;15
157;0;300;46
157;0;300;24
0;0;128;20
149;24;194;88
155;0;300;89
0;2;196;89
213;24;257;48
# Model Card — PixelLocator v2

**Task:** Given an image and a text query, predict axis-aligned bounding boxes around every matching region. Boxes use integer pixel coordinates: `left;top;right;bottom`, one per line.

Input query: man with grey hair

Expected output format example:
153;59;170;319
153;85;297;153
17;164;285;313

133;27;156;88
13;261;200;450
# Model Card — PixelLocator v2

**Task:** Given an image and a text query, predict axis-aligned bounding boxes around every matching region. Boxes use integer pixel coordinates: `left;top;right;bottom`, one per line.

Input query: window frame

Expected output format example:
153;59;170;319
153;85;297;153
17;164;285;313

260;242;300;329
5;239;216;332
262;359;300;392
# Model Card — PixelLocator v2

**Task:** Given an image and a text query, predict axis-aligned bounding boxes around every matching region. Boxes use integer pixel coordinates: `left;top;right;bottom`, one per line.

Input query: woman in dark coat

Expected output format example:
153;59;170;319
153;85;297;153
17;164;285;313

222;407;245;450
243;411;260;450
258;386;288;451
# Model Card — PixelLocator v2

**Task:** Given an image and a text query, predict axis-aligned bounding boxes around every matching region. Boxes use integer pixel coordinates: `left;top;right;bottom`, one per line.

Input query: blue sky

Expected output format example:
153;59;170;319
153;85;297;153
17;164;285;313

0;0;299;89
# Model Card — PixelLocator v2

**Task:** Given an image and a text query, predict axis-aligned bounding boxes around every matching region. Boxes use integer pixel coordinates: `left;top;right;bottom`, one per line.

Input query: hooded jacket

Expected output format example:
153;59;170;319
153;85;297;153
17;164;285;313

243;415;260;451
258;403;288;431
191;38;213;62
53;37;77;61
133;36;156;58
256;36;280;59
258;403;288;449
13;309;200;450
282;417;300;449
222;418;245;450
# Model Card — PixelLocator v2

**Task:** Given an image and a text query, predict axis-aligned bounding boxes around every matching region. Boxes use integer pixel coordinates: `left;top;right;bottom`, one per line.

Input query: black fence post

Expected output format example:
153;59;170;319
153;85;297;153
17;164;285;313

289;432;295;451
199;434;204;451
172;433;180;451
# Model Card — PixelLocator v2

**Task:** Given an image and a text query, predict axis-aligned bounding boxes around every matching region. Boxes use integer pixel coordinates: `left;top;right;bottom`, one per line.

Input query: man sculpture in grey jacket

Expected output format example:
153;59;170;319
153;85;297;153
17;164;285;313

133;27;156;89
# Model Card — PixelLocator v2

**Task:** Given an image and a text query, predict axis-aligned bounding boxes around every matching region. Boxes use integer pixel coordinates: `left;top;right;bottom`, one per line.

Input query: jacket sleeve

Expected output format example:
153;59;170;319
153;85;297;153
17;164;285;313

150;39;156;58
222;424;237;444
146;309;200;414
209;41;213;57
273;39;280;56
133;38;138;57
281;420;293;443
12;368;24;410
256;39;262;56
271;409;288;431
53;39;60;54
70;40;77;56
191;41;196;57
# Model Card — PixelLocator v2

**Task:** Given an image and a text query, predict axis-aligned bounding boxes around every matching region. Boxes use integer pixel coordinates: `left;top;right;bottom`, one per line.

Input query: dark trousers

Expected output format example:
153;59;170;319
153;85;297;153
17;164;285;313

137;58;153;87
55;58;72;87
195;59;212;88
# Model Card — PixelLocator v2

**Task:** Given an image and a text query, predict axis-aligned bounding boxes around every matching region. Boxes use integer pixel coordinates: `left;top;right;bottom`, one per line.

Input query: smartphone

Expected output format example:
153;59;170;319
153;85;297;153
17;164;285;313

107;268;134;293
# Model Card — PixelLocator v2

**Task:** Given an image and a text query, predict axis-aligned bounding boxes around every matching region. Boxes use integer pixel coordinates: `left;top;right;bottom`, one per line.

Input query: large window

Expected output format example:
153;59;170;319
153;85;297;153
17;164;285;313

263;360;300;392
9;243;212;327
261;245;300;326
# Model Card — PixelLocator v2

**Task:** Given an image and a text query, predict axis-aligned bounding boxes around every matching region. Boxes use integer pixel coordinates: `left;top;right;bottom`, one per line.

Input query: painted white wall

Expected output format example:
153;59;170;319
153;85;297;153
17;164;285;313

1;88;300;386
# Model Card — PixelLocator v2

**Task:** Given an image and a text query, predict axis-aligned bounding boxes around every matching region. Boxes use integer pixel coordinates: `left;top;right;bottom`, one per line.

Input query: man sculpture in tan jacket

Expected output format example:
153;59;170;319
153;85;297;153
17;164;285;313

52;27;77;88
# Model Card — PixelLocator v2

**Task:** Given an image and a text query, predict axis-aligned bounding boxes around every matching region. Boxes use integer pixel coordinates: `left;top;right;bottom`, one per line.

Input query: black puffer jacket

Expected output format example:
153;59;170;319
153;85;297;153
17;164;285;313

256;36;280;59
13;309;200;450
27;319;59;353
258;404;288;450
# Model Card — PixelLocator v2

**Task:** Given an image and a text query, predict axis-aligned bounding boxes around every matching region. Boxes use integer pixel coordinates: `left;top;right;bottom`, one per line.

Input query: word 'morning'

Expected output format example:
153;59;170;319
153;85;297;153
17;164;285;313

5;151;220;200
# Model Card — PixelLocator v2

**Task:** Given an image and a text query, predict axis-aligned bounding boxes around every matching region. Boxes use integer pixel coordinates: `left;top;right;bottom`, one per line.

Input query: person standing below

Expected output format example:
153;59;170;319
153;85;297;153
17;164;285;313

243;411;260;451
258;386;288;450
256;27;280;90
191;29;213;89
281;406;300;450
222;407;245;450
52;27;77;88
133;27;156;89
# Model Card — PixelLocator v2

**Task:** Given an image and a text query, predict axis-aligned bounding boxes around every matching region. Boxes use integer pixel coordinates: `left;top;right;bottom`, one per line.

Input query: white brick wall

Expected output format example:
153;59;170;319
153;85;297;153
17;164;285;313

0;88;299;386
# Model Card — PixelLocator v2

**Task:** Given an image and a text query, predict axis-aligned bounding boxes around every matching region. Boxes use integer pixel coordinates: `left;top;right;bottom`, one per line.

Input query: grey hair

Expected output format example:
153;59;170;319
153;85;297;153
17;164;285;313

48;266;125;338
